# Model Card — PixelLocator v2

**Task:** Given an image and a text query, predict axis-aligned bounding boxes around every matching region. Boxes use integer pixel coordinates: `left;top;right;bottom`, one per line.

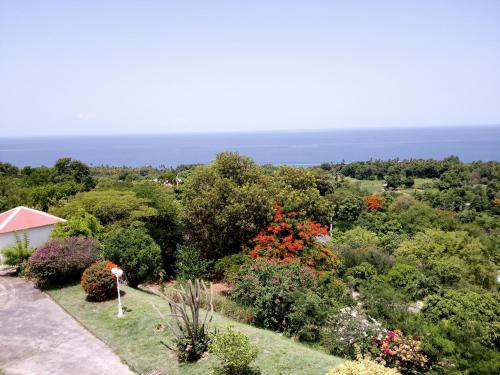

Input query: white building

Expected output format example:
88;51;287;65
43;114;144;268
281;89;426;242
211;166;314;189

0;206;66;264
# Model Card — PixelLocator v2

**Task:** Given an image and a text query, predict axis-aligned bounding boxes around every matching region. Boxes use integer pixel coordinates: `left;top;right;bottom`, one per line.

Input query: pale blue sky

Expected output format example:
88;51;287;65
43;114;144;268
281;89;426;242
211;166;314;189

1;0;499;136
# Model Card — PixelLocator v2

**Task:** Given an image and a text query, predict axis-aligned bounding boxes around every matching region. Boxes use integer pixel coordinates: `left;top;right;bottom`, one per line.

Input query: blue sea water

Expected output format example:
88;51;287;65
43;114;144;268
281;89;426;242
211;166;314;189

0;126;499;167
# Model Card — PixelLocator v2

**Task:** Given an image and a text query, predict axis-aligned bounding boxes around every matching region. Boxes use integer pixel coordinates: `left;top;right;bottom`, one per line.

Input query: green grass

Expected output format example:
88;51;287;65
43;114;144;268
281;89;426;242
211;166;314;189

413;178;434;189
345;177;434;194
48;284;343;375
344;177;385;194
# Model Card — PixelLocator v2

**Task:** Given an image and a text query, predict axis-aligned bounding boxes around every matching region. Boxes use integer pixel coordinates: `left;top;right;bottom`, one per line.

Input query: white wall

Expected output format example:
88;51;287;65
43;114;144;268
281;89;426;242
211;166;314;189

0;225;55;264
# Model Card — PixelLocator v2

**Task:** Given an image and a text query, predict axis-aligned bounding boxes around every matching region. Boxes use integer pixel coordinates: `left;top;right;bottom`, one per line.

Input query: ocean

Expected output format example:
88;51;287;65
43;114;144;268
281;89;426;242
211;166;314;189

0;126;499;167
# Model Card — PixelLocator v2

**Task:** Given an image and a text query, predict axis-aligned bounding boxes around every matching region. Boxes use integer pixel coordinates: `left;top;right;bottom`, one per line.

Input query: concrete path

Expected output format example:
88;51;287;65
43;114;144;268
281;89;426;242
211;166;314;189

0;271;134;375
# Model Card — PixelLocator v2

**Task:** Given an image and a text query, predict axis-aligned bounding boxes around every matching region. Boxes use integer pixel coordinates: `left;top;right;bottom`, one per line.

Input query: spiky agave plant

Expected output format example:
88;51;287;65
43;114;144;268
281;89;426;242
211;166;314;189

153;279;214;361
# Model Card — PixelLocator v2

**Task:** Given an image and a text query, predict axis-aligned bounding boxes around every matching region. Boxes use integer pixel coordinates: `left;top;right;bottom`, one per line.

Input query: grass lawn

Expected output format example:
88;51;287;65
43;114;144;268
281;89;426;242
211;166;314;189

344;177;384;194
413;178;434;189
345;177;434;194
48;284;343;375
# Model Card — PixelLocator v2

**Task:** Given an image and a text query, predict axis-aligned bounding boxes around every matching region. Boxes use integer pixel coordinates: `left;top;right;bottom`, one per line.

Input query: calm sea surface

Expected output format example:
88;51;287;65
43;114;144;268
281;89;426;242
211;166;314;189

1;127;499;167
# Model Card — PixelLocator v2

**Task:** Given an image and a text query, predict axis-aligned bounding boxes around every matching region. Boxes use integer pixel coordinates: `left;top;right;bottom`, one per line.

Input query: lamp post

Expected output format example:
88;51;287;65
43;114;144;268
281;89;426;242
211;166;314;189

111;267;124;317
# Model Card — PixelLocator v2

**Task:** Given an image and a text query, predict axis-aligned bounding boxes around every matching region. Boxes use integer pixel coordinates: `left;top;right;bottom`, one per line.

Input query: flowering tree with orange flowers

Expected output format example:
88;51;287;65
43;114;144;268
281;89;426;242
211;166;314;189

365;195;383;211
250;203;336;270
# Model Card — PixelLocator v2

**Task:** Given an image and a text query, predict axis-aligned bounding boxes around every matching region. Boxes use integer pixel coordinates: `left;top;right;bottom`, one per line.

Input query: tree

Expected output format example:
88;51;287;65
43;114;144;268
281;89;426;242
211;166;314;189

53;157;95;190
274;166;316;191
312;168;336;196
174;245;213;281
51;190;157;229
249;204;335;270
336;227;379;249
365;196;383;211
133;181;183;275
28;181;80;211
102;228;162;287
328;190;364;222
395;229;496;289
403;176;415;188
182;164;274;259
51;210;103;239
385;173;402;189
388;194;416;213
213;152;260;186
0;162;19;176
396;202;458;234
0;177;28;211
436;165;471;190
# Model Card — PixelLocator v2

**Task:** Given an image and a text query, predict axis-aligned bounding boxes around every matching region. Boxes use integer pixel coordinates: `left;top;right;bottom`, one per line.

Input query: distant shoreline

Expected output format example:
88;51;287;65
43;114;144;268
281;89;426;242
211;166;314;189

1;124;499;139
1;126;499;167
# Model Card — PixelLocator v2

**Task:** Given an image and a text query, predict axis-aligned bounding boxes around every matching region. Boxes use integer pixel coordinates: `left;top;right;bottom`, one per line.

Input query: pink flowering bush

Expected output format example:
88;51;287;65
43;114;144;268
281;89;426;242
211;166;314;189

231;260;321;332
375;330;429;374
28;236;100;288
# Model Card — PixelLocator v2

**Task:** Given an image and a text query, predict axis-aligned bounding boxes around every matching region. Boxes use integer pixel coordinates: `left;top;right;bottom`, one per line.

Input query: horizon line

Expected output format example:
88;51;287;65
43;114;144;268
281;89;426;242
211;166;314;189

1;123;499;139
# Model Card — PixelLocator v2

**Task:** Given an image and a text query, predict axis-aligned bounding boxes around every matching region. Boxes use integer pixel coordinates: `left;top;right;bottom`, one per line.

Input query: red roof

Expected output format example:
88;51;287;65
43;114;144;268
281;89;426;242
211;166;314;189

0;206;66;234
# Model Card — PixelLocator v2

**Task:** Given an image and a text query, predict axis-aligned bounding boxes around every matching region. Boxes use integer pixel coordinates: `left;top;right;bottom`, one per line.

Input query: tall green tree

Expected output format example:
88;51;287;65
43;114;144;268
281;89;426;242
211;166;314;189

51;190;157;229
133;181;183;274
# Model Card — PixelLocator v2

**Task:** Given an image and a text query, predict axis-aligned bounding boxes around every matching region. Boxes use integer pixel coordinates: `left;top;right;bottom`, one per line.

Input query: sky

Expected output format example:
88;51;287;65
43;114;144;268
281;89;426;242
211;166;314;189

0;0;499;136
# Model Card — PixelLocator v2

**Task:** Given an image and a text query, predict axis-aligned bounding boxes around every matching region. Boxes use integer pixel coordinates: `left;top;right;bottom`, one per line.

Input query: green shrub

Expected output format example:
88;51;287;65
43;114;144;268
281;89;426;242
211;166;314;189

385;263;437;300
51;210;103;239
330;191;364;222
403;177;415;188
326;355;400;374
27;236;100;288
422;320;500;374
102;228;162;287
174;244;213;281
2;232;33;271
395;229;496;289
345;262;377;288
378;232;408;255
337;244;394;275
288;290;330;342
209;328;259;375
358;280;411;329
214;253;249;282
336;227;380;248
3;247;32;266
231;261;322;333
389;194;416;213
81;261;118;301
422;289;499;341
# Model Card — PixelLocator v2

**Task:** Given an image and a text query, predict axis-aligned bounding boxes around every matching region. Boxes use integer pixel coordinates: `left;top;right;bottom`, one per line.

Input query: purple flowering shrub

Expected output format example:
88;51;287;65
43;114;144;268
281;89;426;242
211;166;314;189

28;236;100;287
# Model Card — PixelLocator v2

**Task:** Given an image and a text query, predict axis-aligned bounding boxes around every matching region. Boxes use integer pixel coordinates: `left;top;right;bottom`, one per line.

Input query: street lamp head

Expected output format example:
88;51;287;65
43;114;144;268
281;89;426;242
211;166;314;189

111;267;123;278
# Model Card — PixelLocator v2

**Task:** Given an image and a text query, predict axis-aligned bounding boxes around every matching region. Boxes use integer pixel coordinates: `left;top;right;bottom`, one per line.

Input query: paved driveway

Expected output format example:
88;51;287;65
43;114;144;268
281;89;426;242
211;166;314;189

0;271;134;375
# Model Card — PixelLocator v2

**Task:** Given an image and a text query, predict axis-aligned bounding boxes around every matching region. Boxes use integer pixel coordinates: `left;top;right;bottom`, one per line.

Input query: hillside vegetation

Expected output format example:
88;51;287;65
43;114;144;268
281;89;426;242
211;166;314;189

2;154;499;374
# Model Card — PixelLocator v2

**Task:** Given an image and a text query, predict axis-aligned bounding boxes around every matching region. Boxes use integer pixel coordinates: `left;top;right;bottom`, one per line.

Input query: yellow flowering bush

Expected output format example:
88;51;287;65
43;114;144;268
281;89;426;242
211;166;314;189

326;355;400;375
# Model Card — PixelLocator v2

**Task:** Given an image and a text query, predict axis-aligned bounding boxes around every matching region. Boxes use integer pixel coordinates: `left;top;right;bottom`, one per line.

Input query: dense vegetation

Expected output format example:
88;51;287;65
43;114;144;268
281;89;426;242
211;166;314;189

1;153;498;374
